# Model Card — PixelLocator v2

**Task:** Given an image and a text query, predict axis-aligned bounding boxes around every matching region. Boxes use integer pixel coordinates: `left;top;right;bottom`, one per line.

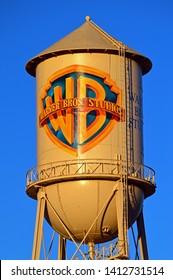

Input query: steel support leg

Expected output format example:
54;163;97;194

137;210;149;260
32;188;46;260
116;182;129;259
58;235;66;260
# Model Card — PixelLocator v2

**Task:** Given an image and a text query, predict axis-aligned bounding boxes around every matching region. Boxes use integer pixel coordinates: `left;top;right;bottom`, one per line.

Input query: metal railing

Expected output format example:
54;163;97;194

94;241;119;260
26;159;155;187
74;241;119;260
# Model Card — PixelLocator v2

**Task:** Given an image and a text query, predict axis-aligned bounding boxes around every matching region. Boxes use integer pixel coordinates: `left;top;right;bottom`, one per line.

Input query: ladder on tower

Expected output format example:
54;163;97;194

117;45;133;259
126;59;134;164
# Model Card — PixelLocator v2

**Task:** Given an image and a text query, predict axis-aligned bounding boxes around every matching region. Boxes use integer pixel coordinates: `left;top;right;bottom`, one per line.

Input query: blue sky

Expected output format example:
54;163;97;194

0;0;173;260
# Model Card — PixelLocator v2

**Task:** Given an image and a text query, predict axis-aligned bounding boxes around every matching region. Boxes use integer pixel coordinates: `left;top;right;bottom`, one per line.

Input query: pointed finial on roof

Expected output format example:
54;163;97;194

85;16;91;22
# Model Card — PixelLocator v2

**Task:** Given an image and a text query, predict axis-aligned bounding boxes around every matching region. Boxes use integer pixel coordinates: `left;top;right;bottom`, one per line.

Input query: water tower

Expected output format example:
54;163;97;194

25;16;156;260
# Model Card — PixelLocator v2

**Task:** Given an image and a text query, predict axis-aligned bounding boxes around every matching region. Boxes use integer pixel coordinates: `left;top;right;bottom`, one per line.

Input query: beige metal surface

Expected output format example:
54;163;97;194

26;18;152;76
44;181;143;243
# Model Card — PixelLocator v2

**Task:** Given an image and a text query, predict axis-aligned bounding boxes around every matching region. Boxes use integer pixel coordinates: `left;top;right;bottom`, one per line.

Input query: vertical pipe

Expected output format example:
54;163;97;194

88;242;95;260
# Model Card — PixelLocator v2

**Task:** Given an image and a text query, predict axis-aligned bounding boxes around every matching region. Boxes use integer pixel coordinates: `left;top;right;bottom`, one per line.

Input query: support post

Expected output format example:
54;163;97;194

32;188;46;260
116;182;129;259
58;235;66;260
137;210;149;260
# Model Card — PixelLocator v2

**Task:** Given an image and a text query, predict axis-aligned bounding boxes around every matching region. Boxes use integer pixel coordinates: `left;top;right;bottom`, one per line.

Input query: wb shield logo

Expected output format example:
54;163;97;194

39;65;125;156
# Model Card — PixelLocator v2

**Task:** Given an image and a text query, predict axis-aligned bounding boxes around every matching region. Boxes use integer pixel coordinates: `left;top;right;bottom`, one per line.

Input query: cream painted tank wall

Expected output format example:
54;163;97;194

36;53;143;165
35;52;144;243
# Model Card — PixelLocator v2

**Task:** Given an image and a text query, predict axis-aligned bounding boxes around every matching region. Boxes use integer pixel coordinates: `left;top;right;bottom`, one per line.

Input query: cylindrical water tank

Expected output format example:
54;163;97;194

26;18;155;244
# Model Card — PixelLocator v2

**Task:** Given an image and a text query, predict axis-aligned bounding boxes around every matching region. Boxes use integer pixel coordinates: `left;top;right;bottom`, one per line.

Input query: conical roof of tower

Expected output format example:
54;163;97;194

26;16;152;77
